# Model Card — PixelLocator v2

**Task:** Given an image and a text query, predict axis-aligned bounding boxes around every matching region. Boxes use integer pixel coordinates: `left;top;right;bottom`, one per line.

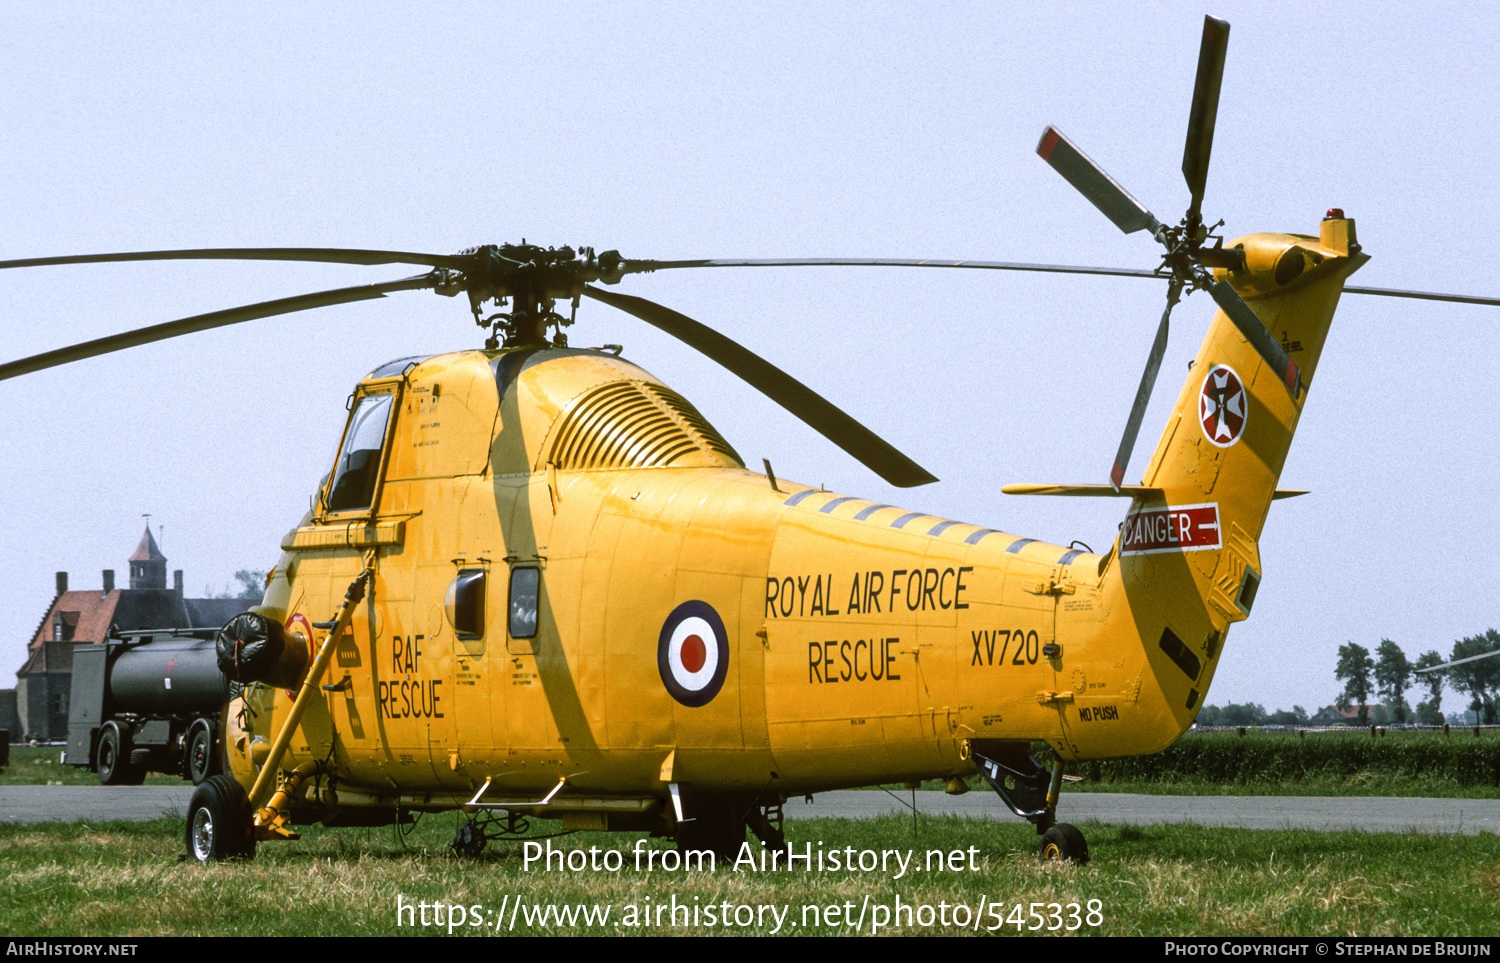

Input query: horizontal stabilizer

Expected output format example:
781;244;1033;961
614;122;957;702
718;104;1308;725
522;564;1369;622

1003;483;1307;500
1002;483;1160;498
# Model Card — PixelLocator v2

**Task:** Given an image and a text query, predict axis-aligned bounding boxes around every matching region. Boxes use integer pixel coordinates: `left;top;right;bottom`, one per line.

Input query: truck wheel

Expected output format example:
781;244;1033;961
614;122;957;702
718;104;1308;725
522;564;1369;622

185;775;256;862
187;725;218;785
97;725;145;786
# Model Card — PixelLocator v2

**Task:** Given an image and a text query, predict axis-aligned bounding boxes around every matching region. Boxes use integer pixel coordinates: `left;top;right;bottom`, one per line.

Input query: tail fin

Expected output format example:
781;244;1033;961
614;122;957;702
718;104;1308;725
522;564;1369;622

1109;214;1367;715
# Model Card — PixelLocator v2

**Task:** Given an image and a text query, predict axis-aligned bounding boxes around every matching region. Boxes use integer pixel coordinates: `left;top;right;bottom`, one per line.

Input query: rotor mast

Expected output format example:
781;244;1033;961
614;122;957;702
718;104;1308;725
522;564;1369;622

440;242;626;348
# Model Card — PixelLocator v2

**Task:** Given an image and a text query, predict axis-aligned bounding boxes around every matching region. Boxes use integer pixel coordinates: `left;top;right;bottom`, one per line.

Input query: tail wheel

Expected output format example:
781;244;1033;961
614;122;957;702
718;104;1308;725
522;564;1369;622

96;725;145;786
187;724;219;785
1039;823;1089;864
185;775;256;862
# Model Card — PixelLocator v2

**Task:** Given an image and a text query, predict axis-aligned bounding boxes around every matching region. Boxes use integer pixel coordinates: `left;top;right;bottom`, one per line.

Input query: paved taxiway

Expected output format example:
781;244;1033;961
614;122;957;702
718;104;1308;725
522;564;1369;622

785;791;1500;835
2;786;1497;834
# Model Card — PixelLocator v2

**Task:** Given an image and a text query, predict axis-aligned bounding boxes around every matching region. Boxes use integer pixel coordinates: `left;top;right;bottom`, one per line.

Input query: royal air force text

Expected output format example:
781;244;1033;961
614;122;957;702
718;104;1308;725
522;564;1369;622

765;568;973;619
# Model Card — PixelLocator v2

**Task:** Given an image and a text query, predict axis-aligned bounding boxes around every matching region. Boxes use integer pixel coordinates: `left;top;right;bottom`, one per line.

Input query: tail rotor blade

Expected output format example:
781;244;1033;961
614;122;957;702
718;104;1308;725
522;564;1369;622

582;285;937;487
1111;281;1181;490
1182;16;1231;225
1037;126;1162;237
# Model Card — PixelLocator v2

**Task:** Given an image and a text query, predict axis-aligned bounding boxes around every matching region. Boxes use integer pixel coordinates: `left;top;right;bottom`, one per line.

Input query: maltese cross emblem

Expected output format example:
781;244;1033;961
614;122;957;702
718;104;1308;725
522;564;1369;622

1199;364;1246;447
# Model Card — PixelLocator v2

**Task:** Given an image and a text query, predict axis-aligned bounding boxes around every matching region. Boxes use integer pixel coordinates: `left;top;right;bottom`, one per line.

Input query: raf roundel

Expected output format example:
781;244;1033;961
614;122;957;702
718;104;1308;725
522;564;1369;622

1199;363;1247;448
657;600;730;707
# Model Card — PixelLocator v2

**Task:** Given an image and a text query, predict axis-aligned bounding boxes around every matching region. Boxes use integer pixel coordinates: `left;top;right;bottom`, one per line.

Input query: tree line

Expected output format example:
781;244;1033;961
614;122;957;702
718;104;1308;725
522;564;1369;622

1336;629;1500;726
1193;703;1312;726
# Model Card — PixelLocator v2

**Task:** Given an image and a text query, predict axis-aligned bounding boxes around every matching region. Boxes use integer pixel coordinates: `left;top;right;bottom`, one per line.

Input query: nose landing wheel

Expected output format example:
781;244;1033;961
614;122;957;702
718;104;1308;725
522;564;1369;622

184;775;256;862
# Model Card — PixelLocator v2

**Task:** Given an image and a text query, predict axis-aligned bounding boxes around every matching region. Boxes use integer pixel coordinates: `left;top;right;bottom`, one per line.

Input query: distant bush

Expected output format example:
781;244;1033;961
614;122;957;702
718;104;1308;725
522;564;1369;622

1194;703;1309;727
1075;730;1500;787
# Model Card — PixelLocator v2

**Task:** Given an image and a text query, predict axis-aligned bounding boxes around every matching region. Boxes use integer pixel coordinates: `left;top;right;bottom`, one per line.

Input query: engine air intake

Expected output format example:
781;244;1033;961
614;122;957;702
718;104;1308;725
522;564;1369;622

547;381;741;471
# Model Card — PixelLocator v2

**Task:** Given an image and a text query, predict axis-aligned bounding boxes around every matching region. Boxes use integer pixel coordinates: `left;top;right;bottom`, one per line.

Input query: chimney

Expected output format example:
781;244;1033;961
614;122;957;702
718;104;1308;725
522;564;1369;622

173;569;184;595
55;571;68;596
102;570;115;594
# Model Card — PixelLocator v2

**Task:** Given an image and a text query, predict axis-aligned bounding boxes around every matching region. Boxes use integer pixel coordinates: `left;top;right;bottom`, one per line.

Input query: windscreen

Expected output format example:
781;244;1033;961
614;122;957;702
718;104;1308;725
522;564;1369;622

326;391;394;513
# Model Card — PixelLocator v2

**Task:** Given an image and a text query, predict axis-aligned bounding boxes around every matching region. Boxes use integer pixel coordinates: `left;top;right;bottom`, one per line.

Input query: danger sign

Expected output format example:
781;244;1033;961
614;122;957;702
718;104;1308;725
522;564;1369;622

1121;503;1222;556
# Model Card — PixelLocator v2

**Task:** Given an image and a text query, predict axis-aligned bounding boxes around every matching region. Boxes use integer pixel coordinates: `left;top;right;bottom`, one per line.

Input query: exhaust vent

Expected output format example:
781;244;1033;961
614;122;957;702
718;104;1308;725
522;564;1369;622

547;381;742;471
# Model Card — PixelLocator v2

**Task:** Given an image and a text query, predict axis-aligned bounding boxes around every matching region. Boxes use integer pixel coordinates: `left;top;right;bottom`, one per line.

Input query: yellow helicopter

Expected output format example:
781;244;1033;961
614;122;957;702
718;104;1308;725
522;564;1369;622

3;16;1493;866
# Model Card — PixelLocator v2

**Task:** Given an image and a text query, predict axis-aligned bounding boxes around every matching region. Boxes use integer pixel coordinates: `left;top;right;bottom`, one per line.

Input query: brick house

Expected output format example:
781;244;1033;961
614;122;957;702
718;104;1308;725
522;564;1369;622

6;526;250;742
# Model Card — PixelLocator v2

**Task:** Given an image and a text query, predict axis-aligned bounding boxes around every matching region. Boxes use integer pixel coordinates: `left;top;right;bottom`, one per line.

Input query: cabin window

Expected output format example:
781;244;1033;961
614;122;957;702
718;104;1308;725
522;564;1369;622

446;570;486;640
508;567;539;639
326;389;395;514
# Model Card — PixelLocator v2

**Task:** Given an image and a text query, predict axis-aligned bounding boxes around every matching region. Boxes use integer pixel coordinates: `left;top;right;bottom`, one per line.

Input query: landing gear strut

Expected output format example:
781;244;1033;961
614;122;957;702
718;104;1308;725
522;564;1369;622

674;795;746;861
745;800;788;857
671;787;791;863
970;742;1089;864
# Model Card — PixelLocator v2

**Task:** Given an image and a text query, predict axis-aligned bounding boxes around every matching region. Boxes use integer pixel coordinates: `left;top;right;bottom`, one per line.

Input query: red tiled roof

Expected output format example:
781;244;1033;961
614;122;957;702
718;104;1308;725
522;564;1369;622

17;586;248;679
27;590;123;650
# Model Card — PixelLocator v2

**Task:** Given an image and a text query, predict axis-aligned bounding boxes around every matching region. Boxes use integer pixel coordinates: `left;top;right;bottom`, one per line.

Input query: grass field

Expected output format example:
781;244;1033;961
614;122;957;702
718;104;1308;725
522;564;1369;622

1;812;1497;937
1;746;181;786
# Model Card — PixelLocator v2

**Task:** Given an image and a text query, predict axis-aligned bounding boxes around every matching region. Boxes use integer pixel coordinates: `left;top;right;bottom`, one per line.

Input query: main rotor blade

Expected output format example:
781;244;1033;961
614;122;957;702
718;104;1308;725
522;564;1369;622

620;256;1162;282
636;261;1500;308
1037;126;1162;236
638;257;1500;308
0;274;436;382
1182;16;1231;225
1414;648;1500;673
582;285;938;488
0;247;472;272
1111;283;1181;491
1345;285;1500;307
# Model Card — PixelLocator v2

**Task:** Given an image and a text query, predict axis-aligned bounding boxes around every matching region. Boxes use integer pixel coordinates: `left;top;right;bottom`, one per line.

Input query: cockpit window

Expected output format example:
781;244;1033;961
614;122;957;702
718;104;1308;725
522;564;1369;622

326;390;395;513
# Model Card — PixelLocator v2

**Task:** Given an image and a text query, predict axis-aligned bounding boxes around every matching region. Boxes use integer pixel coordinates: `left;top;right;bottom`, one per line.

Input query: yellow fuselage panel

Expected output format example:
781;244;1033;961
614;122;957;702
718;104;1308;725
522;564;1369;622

247;349;1182;800
260;459;1125;797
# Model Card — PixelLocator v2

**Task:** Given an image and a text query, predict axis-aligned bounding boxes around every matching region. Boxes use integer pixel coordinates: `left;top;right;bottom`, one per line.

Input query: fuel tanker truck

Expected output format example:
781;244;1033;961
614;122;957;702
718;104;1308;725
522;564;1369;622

64;629;232;785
